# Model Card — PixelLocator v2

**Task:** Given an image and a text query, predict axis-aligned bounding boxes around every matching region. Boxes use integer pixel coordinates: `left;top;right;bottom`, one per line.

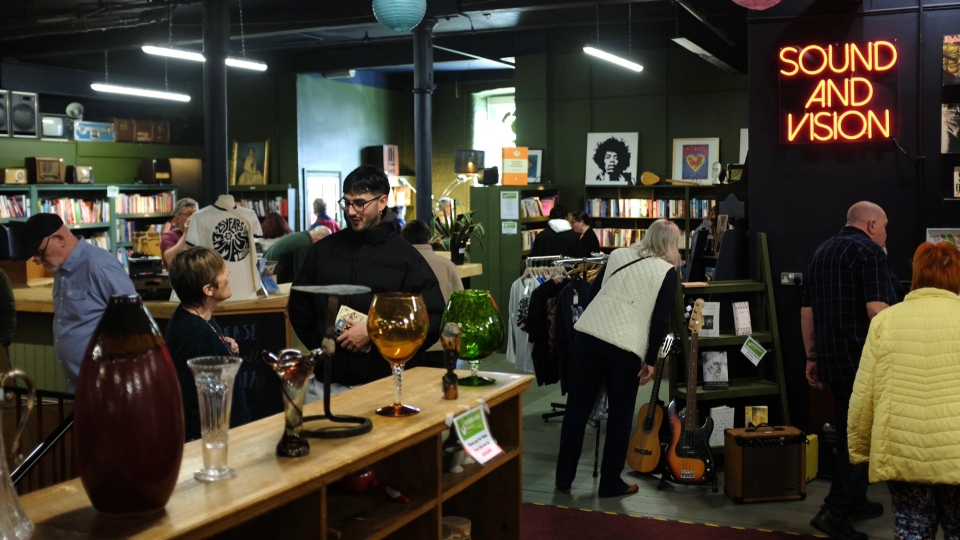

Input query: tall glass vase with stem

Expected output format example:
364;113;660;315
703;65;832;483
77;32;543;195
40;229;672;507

440;290;504;386
367;293;429;417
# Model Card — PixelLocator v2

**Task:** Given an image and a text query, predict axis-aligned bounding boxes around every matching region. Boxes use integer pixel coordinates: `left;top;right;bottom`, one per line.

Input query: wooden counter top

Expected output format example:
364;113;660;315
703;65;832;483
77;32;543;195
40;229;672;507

21;368;533;539
14;283;293;317
455;262;482;279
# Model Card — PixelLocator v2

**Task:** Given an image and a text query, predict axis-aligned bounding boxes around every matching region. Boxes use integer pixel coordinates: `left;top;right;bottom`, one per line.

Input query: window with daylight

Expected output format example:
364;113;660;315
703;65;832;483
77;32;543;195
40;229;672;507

473;89;516;174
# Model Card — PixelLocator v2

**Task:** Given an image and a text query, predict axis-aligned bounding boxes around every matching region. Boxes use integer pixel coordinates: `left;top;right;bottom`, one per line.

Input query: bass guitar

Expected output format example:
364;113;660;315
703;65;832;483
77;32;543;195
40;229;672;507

663;298;717;491
626;332;677;474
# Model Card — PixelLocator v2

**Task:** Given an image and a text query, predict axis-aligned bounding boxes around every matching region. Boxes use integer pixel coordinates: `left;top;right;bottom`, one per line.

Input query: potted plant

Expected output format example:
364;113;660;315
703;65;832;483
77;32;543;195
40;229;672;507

431;200;485;265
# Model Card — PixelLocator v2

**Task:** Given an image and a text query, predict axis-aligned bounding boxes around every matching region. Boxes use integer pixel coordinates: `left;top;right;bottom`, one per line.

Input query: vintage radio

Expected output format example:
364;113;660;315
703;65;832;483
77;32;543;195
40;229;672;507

113;118;135;142
140;158;172;184
74;121;115;142
363;145;399;176
25;157;65;184
134;119;154;143
129;256;163;278
3;168;27;185
724;425;807;503
67;165;93;184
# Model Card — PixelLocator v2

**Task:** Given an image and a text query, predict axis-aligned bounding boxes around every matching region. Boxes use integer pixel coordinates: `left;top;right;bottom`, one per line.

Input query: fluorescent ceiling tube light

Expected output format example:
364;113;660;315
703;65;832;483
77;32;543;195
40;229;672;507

582;46;643;72
142;45;205;62
142;45;268;71
91;83;191;102
225;57;268;71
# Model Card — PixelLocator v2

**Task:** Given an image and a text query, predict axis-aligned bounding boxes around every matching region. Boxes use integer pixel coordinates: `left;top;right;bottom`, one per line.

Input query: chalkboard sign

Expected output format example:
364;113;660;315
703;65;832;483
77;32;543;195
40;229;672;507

155;311;286;424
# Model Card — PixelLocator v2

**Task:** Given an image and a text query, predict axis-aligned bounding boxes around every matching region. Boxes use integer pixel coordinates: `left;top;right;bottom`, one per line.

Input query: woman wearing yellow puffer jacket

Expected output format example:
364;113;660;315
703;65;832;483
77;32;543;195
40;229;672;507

848;242;960;540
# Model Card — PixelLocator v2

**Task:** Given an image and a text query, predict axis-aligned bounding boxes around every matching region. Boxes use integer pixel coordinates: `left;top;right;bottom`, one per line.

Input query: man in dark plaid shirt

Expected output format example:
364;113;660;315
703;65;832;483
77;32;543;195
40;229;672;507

801;201;900;540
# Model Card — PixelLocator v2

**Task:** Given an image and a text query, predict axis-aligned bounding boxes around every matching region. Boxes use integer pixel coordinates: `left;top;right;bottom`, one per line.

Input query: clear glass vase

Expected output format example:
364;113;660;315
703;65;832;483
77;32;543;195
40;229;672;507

0;370;35;540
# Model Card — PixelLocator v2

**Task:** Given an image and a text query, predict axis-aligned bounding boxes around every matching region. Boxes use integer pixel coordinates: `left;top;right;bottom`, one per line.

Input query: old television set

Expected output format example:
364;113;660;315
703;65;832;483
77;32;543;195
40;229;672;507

40;114;73;141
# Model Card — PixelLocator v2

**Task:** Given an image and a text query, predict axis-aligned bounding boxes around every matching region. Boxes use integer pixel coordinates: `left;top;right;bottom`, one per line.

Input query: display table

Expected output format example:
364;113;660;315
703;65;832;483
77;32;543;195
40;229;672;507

20;367;532;539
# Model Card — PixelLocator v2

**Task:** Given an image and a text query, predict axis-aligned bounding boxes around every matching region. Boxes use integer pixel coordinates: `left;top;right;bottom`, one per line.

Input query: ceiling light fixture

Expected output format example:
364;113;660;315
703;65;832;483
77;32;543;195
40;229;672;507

583;4;643;73
141;46;268;71
91;50;191;102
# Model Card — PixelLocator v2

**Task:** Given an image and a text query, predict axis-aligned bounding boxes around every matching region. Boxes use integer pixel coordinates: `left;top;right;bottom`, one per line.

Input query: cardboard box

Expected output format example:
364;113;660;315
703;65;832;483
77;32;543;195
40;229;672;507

806;433;819;482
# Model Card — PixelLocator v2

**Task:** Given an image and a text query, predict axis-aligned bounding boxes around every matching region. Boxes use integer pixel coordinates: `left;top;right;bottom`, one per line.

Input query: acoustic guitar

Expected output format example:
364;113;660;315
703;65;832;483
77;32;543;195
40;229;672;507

626;332;677;474
664;299;717;489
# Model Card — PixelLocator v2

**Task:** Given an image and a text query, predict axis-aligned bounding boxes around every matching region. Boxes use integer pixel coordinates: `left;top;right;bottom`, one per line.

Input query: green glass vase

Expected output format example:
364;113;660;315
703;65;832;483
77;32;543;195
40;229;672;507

440;290;504;386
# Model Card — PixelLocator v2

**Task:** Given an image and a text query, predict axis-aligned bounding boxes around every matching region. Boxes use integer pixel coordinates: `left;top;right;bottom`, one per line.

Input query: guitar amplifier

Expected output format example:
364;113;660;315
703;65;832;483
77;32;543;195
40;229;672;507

724;425;807;503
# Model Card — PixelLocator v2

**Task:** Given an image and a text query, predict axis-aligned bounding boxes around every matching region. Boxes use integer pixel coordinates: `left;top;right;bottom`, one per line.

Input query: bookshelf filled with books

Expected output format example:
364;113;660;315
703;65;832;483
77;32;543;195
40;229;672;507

667;233;788;450
0;183;177;258
228;184;298;230
583;184;717;251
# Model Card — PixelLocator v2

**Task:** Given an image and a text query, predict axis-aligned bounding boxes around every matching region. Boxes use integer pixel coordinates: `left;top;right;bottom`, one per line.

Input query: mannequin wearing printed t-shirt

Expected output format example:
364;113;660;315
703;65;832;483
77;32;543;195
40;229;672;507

185;195;263;301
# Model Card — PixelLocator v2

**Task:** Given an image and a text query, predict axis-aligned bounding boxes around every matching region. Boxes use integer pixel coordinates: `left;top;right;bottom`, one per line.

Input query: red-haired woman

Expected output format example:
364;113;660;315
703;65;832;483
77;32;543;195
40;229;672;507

258;212;292;252
848;242;960;540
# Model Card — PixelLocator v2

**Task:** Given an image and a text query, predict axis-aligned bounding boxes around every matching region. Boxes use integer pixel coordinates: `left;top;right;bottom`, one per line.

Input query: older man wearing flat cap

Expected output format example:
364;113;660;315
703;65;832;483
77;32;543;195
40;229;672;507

17;213;135;391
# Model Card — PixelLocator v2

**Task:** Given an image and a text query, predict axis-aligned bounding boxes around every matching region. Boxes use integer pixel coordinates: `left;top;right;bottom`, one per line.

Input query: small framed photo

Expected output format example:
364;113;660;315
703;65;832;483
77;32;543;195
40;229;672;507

702;351;729;390
528;149;543;184
230;139;270;186
672;137;720;185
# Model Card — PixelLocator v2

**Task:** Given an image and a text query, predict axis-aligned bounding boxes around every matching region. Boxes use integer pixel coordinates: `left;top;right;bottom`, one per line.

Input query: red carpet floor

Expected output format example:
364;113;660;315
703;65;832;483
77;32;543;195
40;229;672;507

522;503;824;539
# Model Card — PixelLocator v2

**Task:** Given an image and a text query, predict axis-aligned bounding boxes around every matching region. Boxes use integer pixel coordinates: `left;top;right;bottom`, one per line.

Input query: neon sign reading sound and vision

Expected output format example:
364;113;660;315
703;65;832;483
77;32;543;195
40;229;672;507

779;41;898;144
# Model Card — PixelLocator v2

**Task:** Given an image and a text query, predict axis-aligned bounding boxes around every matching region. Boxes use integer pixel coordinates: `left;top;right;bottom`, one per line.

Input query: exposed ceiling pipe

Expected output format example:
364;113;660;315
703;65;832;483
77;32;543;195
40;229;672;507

673;0;735;47
0;1;200;41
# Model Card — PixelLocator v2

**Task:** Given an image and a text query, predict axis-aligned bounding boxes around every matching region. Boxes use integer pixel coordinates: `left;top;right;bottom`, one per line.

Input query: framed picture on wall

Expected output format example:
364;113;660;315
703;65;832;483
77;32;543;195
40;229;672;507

942;104;960;154
672;137;719;185
584;132;639;186
528;149;543;184
230;140;270;186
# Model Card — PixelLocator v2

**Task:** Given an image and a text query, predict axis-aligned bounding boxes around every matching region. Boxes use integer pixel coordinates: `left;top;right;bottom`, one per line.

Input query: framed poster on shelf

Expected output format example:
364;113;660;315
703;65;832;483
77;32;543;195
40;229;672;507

527;149;543;184
672;137;719;185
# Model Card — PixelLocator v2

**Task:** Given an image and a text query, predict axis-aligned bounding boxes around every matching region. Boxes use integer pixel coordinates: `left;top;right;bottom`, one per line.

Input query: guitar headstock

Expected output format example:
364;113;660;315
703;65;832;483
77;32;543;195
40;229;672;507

688;298;705;335
659;333;680;359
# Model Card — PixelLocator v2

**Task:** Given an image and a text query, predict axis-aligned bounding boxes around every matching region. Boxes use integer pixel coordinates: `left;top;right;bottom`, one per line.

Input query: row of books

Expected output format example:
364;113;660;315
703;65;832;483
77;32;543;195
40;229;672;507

239;197;288;218
690;198;718;219
585;198;688;219
113;192;175;215
39;198;109;225
116;221;164;244
521;229;541;251
592;228;689;249
519;196;557;218
85;234;109;251
0;195;29;219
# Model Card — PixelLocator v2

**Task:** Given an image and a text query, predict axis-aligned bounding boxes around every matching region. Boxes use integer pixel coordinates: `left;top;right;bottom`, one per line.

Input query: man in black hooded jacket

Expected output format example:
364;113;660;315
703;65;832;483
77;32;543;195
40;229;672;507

289;165;445;387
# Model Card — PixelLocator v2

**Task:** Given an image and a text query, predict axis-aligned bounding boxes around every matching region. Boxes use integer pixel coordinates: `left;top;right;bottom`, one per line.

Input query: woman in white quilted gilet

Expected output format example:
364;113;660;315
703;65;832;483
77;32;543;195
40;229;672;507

555;219;680;498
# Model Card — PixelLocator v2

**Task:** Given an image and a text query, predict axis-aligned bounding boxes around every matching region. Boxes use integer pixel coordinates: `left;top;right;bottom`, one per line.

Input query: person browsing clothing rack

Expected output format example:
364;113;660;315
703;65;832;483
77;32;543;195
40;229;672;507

555;218;680;498
570;211;601;255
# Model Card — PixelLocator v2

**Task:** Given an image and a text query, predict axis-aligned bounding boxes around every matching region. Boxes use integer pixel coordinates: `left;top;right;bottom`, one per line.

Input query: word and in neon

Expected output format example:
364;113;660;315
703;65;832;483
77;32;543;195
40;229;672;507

779;40;898;143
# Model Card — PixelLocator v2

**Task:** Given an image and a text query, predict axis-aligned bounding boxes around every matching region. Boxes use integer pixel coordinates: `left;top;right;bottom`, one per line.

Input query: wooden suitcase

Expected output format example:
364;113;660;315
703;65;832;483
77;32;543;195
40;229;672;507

724;425;807;503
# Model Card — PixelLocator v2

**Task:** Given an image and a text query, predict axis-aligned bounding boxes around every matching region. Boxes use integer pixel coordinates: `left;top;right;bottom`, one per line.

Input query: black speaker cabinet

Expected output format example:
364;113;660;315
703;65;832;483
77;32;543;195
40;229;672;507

363;145;399;176
724;426;807;503
10;91;38;138
0;90;9;137
140;158;172;184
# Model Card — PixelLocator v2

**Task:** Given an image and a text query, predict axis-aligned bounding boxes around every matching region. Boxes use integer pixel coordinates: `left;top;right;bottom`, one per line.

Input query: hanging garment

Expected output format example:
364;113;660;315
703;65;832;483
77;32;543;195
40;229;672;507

185;203;263;301
507;276;540;372
527;277;567;386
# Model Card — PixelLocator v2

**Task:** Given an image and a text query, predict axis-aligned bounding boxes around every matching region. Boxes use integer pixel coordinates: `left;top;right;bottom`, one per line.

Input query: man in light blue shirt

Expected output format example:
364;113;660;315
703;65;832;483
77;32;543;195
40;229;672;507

18;214;136;392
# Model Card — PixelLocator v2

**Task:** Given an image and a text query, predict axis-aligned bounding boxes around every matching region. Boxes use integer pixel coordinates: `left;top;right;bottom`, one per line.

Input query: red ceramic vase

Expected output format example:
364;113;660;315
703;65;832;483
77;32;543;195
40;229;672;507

74;295;185;514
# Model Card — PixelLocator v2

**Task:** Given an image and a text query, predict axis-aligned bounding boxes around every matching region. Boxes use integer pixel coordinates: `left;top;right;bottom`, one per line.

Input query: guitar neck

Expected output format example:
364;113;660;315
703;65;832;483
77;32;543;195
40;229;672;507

684;332;699;432
644;355;666;421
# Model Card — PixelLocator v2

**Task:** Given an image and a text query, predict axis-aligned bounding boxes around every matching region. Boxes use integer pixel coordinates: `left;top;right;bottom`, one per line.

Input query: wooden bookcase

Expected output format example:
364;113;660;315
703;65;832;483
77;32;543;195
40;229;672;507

667;232;789;438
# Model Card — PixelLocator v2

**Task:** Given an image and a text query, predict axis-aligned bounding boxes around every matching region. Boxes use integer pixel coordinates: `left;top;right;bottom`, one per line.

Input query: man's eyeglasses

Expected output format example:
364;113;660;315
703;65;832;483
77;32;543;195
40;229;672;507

34;234;54;261
338;196;382;213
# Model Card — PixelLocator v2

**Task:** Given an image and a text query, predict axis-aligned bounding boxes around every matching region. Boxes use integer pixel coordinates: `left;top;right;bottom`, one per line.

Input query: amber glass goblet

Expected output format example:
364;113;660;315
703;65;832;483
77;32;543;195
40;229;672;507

367;293;429;417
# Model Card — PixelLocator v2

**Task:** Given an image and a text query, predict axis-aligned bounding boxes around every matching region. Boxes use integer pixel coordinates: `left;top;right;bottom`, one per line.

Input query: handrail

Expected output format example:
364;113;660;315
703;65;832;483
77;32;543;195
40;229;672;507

11;413;73;486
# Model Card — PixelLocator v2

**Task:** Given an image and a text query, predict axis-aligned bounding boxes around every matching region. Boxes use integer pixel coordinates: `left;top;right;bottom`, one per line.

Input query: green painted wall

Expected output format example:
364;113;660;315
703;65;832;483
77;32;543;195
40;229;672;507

296;75;406;188
515;49;748;209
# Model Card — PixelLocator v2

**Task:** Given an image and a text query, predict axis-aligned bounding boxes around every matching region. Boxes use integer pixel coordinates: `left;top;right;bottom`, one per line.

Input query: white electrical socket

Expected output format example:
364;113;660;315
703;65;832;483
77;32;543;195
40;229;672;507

780;272;803;286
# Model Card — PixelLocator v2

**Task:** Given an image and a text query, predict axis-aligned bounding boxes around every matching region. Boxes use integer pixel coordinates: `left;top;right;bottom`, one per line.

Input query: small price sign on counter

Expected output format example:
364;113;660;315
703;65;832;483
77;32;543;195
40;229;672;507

453;405;504;465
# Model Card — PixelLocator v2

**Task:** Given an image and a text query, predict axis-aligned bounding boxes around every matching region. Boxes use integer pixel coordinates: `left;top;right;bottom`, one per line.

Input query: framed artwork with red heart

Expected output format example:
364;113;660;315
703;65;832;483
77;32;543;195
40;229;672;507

672;137;720;185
